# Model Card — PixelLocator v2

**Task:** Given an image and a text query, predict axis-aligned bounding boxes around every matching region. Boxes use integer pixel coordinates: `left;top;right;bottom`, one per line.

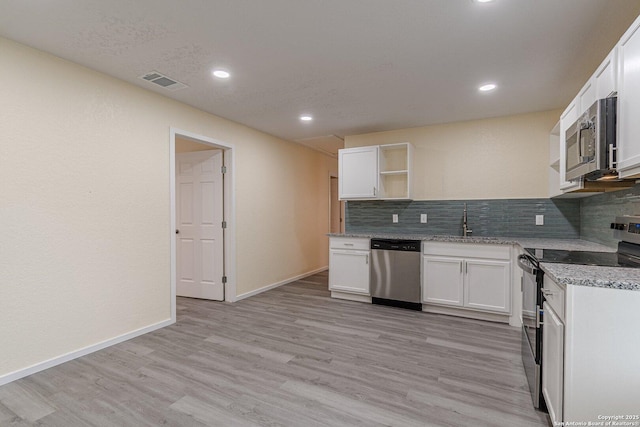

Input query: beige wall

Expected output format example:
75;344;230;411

0;37;336;379
345;110;561;200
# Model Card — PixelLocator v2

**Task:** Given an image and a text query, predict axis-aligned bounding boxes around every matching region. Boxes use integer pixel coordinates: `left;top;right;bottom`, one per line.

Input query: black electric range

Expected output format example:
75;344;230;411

523;215;640;268
524;246;640;268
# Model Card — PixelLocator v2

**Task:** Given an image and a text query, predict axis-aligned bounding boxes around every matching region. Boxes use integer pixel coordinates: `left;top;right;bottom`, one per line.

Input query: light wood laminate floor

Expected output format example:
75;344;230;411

0;271;549;426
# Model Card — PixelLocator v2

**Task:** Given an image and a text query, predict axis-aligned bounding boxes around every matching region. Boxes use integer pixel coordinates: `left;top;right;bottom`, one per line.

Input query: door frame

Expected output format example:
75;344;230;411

328;174;345;234
170;128;237;321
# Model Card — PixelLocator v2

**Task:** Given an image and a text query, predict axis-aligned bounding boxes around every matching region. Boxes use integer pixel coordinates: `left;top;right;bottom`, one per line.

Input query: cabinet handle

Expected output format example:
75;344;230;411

460;262;463;274
542;288;555;296
344;243;354;246
365;255;369;265
464;261;468;275
373;186;377;196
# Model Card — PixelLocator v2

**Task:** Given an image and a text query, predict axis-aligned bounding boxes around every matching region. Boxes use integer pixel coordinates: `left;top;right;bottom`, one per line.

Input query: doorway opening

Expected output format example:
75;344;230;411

170;128;236;322
330;176;345;234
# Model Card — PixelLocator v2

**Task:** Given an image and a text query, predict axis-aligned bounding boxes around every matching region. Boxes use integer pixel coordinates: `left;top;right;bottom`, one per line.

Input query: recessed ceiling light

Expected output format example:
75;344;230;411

300;115;313;122
212;69;230;79
475;0;495;3
479;83;497;92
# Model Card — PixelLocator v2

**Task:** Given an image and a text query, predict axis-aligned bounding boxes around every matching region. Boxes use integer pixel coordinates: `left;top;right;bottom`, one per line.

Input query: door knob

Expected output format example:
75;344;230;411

176;229;180;234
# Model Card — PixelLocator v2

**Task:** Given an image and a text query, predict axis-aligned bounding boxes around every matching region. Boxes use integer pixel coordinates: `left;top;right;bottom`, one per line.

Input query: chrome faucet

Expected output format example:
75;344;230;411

463;203;473;238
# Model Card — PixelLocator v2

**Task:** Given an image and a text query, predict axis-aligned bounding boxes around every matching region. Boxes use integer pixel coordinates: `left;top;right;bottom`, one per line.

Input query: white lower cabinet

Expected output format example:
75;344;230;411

422;243;512;315
464;259;511;313
328;237;370;296
548;278;640;423
422;256;464;306
329;249;370;294
542;301;564;425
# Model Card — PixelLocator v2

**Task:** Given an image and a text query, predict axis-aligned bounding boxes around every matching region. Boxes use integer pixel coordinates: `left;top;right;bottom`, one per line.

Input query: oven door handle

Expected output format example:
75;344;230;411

517;254;539;275
536;304;543;328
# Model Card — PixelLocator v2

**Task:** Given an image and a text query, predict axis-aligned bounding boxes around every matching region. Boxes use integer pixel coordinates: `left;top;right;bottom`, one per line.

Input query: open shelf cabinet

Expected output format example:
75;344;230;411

378;143;413;200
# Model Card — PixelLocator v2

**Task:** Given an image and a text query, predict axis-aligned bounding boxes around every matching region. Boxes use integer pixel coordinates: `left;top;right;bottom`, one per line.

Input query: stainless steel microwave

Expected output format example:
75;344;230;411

565;97;617;181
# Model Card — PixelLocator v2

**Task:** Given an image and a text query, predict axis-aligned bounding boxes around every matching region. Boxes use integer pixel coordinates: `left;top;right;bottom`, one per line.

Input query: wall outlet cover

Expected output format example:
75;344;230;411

536;215;544;226
392;214;399;223
420;214;427;223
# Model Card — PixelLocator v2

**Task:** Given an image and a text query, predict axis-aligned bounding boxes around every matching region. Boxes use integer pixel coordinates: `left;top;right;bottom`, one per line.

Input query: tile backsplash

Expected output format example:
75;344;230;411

580;184;640;247
345;198;581;239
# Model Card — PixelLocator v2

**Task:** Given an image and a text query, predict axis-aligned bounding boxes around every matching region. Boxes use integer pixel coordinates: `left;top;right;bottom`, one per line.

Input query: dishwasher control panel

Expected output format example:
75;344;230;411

371;239;421;252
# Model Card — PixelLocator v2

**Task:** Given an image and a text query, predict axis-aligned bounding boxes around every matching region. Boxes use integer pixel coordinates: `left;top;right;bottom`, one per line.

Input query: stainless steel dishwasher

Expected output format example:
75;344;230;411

370;238;422;310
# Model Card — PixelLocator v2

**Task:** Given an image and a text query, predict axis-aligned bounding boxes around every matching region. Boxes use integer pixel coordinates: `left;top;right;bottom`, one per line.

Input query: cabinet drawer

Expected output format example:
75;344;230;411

329;237;370;251
422;242;510;260
543;275;565;322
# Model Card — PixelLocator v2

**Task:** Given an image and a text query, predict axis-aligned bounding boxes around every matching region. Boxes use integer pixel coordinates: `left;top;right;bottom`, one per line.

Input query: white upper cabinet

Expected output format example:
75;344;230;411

617;15;640;178
549;121;562;198
578;49;617;115
553;38;620;194
338;146;379;199
555;50;626;198
594;49;617;100
576;49;617;115
577;80;595;115
378;143;413;200
339;143;414;200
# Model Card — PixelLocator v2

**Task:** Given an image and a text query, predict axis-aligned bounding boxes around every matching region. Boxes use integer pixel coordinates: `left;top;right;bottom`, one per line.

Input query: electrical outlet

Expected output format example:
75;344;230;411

420;214;427;223
392;214;399;223
536;215;544;226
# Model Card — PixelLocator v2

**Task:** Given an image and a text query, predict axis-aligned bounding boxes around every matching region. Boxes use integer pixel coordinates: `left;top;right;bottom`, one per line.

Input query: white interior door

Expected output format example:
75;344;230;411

176;150;224;300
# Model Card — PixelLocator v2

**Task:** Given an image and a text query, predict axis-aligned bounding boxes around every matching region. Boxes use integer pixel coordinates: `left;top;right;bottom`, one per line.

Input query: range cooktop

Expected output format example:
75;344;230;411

524;247;640;268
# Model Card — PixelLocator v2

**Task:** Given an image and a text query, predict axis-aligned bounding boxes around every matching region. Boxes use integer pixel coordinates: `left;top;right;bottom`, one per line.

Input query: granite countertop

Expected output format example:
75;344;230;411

327;233;613;251
540;263;640;291
328;233;640;291
328;232;517;244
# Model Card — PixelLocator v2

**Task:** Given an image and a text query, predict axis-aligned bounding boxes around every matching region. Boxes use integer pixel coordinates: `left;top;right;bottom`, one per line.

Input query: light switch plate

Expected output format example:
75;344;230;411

420;214;427;223
392;214;399;223
536;215;544;226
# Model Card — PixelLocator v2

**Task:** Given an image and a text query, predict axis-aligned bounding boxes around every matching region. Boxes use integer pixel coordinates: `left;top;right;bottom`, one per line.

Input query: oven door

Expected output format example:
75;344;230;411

517;253;544;409
518;254;540;356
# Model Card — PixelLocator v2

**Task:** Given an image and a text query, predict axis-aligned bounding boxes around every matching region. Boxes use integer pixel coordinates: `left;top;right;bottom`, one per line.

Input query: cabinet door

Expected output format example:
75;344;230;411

542;302;564;426
594;49;617;100
338;146;378;199
422;256;464;306
578;80;595;115
329;249;370;294
559;99;581;191
617;16;640;178
464;259;511;313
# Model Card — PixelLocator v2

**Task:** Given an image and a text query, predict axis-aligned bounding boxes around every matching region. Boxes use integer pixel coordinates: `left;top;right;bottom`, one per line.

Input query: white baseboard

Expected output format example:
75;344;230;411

422;304;511;324
330;291;372;303
235;266;328;301
0;318;174;387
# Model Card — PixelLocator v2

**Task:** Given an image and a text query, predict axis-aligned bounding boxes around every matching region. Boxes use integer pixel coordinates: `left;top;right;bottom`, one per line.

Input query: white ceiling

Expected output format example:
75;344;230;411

2;0;639;151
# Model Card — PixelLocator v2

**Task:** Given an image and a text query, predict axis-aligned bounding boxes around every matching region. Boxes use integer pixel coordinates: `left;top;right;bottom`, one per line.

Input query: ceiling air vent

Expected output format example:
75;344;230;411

138;71;188;91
